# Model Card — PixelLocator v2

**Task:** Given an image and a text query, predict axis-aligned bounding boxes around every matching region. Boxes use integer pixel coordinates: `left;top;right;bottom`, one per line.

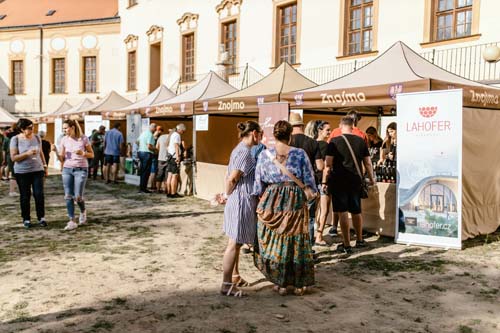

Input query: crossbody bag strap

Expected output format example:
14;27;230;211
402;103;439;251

341;135;363;181
265;149;306;189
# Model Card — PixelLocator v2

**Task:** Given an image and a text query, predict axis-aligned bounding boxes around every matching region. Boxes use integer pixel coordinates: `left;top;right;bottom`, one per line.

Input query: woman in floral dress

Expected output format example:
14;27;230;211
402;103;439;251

253;120;317;296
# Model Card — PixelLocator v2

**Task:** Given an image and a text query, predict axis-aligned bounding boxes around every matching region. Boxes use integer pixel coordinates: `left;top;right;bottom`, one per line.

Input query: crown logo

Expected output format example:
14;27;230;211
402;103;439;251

419;106;438;118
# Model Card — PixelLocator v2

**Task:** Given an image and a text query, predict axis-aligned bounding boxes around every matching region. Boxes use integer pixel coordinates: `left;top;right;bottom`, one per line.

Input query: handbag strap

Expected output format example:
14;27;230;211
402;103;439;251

265;149;306;189
341;135;363;181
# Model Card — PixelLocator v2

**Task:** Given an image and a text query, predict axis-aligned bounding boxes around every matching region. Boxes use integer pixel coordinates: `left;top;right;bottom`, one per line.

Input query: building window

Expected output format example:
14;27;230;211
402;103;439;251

11;60;24;94
221;20;237;74
345;0;373;55
182;33;195;82
433;0;473;41
277;2;297;65
128;51;136;91
83;56;97;93
52;58;65;94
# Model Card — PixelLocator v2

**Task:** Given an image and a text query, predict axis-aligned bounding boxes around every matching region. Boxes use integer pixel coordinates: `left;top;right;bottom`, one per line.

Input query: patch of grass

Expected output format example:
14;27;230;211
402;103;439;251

79;307;97;314
345;255;453;275
458;325;474;333
56;311;78;320
90;319;115;332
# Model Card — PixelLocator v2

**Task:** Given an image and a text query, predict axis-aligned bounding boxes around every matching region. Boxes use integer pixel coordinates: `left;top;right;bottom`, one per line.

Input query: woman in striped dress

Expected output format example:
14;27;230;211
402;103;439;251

220;120;262;297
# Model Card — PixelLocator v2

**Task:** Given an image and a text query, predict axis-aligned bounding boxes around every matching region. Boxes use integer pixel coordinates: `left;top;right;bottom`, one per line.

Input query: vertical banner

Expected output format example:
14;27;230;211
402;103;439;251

126;114;142;144
125;114;142;185
396;90;462;249
84;115;103;137
141;117;150;133
258;102;289;148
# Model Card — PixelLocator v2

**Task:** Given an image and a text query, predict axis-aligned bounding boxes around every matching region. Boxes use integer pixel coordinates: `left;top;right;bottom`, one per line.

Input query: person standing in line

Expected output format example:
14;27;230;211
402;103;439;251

253;120;317;296
103;122;124;184
10;119;48;228
165;123;186;198
54;119;94;231
148;125;163;192
328;110;367;238
219;120;262;297
313;120;332;246
289;113;323;247
322;116;375;254
91;125;106;180
155;128;171;194
136;123;157;193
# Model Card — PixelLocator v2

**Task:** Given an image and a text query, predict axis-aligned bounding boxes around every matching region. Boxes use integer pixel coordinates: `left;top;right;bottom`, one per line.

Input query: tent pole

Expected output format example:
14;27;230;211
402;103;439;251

192;112;197;196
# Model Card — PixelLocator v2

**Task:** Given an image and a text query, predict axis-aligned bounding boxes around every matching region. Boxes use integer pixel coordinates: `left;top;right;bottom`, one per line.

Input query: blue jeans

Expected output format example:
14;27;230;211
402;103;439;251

15;171;45;222
62;167;88;219
307;199;317;246
138;151;152;191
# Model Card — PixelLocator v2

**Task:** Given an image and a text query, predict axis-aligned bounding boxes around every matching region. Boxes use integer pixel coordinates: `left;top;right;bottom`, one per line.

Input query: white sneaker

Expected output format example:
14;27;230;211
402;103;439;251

9;192;19;197
64;221;78;231
79;211;87;225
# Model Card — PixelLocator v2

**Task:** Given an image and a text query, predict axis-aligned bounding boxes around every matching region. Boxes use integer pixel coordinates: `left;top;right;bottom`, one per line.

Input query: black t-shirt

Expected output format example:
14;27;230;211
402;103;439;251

315;140;329;182
290;134;321;166
290;133;321;182
327;134;369;190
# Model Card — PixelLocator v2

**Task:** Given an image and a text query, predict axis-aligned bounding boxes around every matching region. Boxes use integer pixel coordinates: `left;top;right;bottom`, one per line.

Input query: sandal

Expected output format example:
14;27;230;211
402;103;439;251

272;285;288;296
220;282;246;297
294;287;306;296
232;274;250;287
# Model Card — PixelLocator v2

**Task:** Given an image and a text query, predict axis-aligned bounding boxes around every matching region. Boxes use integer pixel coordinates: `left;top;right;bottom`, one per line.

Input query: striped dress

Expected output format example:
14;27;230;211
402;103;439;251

223;141;258;244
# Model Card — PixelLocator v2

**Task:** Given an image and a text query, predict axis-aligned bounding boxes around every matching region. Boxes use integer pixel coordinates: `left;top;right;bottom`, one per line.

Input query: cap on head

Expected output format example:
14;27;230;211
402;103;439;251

289;112;304;126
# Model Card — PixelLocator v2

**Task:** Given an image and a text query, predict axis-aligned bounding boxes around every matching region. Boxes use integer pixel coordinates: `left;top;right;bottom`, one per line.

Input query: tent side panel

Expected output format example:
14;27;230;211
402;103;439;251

196;115;257;165
462;107;500;239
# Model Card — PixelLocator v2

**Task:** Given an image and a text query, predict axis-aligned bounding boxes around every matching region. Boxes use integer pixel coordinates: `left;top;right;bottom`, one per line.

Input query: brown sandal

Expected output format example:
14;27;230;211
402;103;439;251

220;282;246;297
232;274;250;287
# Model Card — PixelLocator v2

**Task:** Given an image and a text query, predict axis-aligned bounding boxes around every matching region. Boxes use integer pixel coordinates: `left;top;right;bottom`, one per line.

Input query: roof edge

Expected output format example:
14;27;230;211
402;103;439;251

0;16;120;31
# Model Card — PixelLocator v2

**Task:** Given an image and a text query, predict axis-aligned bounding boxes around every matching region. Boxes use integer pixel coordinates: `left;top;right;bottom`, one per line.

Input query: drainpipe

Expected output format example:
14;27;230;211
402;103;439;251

39;25;43;114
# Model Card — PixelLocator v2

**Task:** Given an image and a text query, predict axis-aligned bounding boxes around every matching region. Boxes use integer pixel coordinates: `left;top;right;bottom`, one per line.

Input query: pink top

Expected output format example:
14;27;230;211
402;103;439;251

61;135;90;168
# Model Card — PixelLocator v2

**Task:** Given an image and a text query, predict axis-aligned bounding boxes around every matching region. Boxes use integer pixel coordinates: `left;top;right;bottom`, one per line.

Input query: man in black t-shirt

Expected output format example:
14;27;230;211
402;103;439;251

321;116;374;254
289;113;324;247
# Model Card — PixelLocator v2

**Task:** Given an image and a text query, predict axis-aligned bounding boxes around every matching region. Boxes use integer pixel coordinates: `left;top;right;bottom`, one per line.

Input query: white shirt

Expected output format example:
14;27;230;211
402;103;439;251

167;131;181;157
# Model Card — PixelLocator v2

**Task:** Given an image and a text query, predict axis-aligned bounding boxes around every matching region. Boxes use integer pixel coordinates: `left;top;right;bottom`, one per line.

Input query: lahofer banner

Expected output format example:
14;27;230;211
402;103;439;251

396;89;462;249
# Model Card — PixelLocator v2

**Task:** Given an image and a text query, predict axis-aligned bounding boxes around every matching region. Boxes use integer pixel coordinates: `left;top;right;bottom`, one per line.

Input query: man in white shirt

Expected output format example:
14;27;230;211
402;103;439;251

166;123;186;198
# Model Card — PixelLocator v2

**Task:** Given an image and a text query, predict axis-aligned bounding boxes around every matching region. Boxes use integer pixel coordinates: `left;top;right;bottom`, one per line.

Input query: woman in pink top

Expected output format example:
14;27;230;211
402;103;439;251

54;120;94;231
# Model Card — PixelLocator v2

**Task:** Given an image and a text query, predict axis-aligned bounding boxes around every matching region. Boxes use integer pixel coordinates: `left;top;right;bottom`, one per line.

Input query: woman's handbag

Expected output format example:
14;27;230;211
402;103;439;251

264;150;317;201
341;135;369;199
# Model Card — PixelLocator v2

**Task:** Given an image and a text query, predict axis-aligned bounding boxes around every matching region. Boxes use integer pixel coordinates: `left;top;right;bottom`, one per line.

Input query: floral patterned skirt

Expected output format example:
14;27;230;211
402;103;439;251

253;182;315;288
